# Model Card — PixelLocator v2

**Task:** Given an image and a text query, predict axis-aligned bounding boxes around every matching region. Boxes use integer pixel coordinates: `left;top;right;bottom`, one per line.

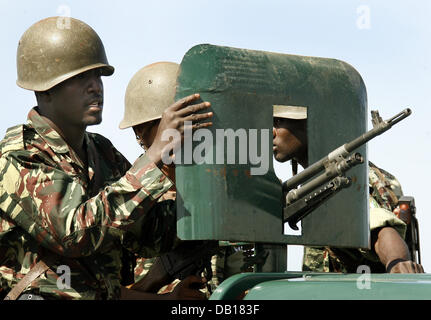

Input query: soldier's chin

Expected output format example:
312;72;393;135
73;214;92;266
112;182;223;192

85;115;102;126
273;153;282;163
274;153;290;164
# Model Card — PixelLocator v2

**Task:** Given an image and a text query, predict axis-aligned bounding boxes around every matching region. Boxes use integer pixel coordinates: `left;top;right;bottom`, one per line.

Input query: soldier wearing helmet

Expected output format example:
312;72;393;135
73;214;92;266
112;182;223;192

120;62;250;296
0;17;212;300
273;106;424;274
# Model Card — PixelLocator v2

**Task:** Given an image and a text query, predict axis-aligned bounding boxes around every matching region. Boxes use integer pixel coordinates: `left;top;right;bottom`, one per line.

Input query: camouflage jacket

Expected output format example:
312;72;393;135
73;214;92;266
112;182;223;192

303;162;407;273
132;190;251;295
0;108;175;299
133;245;251;295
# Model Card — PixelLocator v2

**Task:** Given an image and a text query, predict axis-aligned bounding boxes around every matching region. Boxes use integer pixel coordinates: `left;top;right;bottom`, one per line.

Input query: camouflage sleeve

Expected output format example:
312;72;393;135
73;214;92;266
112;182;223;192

369;197;407;239
369;161;403;211
0;151;173;258
121;199;178;257
353;198;408;264
368;162;406;239
134;257;156;283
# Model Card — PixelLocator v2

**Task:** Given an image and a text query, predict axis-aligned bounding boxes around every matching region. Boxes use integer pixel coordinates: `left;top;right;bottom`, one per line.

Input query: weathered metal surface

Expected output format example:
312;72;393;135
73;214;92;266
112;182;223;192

175;44;368;247
210;272;431;300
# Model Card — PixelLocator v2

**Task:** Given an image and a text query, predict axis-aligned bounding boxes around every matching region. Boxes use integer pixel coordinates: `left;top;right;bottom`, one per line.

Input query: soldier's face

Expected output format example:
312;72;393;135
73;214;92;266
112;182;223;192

133;119;160;150
49;69;104;128
273;117;306;163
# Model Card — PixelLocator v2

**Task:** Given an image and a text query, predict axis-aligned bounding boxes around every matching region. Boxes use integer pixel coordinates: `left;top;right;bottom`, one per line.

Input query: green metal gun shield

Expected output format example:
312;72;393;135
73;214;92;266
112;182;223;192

175;44;368;248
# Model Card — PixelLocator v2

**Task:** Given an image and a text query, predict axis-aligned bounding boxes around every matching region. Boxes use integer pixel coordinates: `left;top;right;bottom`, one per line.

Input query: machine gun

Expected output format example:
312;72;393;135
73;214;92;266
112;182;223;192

283;108;412;230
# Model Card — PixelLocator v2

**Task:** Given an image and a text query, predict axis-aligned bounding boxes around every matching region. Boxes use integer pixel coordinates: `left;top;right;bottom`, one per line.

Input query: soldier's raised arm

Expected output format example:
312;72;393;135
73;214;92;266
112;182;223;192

0;17;211;300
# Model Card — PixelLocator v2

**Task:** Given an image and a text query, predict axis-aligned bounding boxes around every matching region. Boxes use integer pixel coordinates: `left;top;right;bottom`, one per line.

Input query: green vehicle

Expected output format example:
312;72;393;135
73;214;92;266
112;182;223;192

172;44;430;300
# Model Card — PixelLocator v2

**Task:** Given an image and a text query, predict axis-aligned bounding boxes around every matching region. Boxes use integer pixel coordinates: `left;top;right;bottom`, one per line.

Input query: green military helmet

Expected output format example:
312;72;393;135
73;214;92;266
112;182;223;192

273;105;307;119
16;16;114;92
119;61;179;129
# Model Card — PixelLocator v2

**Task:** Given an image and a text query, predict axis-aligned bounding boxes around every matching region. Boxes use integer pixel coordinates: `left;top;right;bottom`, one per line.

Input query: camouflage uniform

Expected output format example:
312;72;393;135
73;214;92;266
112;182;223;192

209;244;254;292
303;162;407;273
132;191;251;295
133;246;249;295
132;190;181;295
0;108;176;299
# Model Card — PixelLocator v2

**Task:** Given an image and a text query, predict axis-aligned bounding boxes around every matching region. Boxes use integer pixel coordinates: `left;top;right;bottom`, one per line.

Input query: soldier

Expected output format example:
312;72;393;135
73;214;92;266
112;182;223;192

0;17;212;300
272;105;424;273
119;61;251;296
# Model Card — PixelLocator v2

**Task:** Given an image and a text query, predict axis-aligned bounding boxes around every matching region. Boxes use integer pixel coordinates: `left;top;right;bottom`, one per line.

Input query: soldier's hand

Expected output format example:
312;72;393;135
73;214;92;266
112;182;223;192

146;93;213;167
166;275;207;300
388;260;425;273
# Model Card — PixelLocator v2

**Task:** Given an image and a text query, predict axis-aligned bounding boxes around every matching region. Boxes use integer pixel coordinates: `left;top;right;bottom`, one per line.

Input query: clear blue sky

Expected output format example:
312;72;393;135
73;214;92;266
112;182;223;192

1;0;430;271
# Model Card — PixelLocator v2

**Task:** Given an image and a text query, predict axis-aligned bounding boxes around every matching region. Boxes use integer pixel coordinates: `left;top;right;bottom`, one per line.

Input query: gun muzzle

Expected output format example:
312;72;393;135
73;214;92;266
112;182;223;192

387;108;412;126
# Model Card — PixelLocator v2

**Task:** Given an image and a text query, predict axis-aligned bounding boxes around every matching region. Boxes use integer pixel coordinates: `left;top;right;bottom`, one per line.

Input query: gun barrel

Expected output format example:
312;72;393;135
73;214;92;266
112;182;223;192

387;108;412;126
284;176;352;230
344;108;411;153
282;108;411;192
286;153;363;204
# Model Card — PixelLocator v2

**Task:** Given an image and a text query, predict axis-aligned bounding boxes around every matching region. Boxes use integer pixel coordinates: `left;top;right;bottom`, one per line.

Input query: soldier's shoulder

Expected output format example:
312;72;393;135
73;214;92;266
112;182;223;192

0;124;41;158
0;124;25;157
368;160;403;197
369;161;399;180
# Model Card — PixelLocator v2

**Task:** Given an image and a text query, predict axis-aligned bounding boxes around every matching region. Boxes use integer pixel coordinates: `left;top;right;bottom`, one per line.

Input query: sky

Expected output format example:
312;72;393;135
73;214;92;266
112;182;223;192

0;0;430;272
